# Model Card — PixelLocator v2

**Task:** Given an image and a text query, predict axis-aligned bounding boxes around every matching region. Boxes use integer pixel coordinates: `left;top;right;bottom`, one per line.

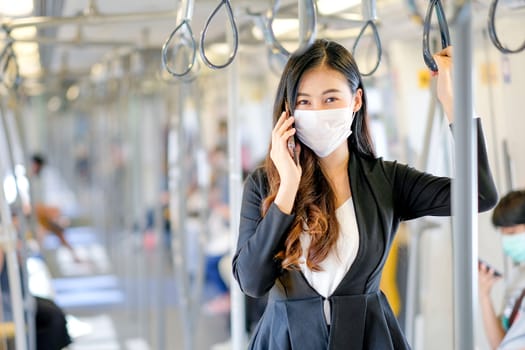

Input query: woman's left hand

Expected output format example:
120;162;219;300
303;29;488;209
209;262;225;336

433;46;454;123
478;261;501;297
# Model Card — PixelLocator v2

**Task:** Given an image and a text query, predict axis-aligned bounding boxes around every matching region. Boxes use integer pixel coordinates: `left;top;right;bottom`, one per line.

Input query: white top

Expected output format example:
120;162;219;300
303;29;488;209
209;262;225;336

499;264;525;349
299;198;360;323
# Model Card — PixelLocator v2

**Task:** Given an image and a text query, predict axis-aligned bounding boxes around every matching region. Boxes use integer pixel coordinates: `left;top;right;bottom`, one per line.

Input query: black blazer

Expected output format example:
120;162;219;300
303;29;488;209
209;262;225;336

233;119;498;350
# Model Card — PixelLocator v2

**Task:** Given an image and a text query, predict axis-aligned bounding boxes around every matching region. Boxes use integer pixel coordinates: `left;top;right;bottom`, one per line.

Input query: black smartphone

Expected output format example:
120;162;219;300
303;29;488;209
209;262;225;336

285;102;298;164
478;258;503;277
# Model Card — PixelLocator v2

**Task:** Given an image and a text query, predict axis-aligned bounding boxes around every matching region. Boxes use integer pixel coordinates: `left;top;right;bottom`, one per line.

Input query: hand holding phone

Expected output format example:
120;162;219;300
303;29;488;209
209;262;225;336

285;103;298;164
478;258;503;277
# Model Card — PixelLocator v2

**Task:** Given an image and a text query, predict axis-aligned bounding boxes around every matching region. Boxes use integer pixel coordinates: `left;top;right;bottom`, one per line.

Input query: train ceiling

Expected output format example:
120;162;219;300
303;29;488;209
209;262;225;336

0;0;522;93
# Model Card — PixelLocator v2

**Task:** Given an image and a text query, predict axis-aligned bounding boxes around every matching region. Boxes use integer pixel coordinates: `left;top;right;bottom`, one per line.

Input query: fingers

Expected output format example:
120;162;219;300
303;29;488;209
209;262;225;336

435;45;453;58
478;263;502;280
274;110;291;130
478;266;495;293
274;110;287;129
273;112;295;140
478;262;490;275
432;46;453;72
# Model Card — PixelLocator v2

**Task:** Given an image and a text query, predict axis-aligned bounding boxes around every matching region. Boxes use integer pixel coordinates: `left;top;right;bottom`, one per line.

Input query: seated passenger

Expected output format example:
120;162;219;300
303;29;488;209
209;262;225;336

0;250;72;350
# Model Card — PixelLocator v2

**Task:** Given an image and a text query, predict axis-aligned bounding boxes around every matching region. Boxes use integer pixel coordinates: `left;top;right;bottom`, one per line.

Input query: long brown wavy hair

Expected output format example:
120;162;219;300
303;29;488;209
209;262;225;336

262;39;376;271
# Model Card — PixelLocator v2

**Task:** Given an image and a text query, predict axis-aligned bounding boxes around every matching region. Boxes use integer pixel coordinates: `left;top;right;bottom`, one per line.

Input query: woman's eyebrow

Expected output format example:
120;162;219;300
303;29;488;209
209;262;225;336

322;88;343;94
297;89;342;97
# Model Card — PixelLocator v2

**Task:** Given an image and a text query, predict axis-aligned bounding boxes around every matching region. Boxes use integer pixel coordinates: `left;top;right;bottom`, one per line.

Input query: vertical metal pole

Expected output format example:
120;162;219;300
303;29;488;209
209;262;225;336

451;3;477;350
404;231;420;345
502;141;514;191
0;117;27;350
190;81;208;332
362;0;377;21
149;98;166;350
168;84;193;350
128;81;148;343
0;223;27;350
228;18;247;350
3;103;36;350
298;0;307;44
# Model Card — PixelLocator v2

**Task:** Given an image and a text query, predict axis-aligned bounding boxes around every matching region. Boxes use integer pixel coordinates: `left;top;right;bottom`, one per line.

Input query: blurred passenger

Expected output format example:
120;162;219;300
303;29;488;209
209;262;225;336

479;190;525;349
0;213;72;350
233;39;498;349
30;154;79;261
203;146;231;314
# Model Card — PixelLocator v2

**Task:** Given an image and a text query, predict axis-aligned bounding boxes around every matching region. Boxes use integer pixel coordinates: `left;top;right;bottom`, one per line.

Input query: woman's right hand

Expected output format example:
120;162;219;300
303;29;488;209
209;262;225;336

270;111;302;214
433;46;454;123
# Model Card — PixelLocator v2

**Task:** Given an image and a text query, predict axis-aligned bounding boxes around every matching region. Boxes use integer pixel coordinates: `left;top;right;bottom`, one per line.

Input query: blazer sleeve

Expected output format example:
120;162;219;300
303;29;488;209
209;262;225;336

232;169;295;298
391;118;498;221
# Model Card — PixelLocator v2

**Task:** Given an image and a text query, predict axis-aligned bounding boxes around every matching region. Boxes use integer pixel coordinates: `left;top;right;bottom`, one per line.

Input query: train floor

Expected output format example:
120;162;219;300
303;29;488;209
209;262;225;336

38;226;232;350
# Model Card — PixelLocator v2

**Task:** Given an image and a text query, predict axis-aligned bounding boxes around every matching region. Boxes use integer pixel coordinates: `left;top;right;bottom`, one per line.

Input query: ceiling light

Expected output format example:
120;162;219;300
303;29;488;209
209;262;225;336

11;26;37;39
13;42;39;55
17;53;41;77
271;19;299;36
0;0;34;16
66;85;80;101
317;0;361;15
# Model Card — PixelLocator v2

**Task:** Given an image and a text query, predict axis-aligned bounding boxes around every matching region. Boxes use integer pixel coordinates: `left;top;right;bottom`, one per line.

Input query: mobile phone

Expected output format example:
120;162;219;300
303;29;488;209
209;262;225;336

285;102;298;164
478;258;503;277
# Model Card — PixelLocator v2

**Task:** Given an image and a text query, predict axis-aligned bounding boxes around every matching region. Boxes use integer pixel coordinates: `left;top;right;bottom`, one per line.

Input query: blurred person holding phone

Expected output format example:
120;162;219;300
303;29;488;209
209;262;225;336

480;190;525;349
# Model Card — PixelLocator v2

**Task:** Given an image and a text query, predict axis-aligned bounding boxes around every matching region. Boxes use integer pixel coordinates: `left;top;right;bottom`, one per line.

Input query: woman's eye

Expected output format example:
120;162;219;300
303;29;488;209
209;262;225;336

325;97;337;103
296;100;309;105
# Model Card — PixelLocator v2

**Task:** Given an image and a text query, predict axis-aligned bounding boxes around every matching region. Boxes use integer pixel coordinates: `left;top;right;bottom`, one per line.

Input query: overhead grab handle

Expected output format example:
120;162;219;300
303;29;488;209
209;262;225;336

352;20;382;77
351;0;381;77
406;0;462;28
161;0;197;78
422;0;451;72
267;0;317;57
488;0;525;54
199;0;239;70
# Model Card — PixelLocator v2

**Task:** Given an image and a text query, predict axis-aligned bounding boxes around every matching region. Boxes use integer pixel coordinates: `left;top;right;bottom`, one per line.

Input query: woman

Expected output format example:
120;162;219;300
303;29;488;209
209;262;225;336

233;39;498;349
479;190;525;349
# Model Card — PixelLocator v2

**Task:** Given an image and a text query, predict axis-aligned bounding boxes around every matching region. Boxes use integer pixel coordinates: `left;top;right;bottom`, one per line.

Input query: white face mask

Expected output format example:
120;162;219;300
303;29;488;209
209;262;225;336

293;107;355;158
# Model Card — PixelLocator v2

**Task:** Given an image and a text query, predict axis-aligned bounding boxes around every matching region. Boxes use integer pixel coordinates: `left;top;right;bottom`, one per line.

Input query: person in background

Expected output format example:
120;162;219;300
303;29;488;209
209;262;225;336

203;145;232;314
480;190;525;349
30;154;79;261
233;39;498;349
0;212;72;350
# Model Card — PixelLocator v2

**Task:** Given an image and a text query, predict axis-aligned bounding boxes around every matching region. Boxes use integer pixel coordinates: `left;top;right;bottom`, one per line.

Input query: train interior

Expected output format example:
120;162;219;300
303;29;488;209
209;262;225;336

0;0;524;349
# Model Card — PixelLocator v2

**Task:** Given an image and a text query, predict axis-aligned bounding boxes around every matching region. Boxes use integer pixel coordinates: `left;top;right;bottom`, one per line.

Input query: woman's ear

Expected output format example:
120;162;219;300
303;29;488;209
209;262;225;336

353;88;363;112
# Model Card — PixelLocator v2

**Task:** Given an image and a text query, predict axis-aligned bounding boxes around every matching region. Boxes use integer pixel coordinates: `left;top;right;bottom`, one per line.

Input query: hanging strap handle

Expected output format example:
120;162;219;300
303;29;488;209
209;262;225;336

488;0;525;54
199;0;239;69
422;0;451;72
352;20;382;77
161;0;197;78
